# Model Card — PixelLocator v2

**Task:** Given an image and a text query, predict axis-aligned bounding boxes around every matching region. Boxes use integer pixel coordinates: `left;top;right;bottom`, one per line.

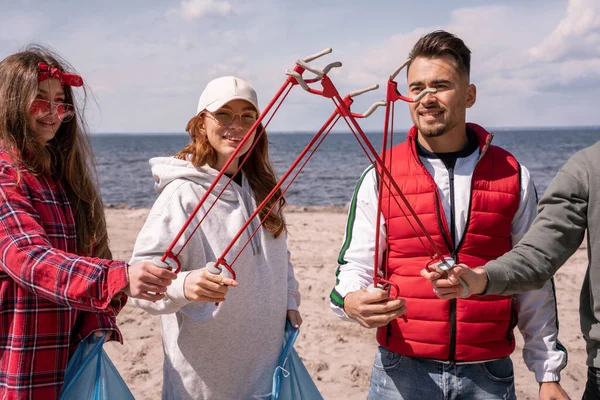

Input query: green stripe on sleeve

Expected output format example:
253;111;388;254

329;288;344;308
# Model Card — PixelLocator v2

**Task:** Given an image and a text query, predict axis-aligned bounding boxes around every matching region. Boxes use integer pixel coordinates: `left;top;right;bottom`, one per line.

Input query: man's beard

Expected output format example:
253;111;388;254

419;123;448;138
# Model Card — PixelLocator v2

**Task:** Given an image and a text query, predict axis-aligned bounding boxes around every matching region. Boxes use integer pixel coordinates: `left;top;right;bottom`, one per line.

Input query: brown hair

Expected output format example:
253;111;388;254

408;30;471;78
175;113;287;238
0;44;112;258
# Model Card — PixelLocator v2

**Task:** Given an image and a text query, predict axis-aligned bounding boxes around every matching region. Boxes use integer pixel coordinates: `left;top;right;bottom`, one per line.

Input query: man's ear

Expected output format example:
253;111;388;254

466;84;476;108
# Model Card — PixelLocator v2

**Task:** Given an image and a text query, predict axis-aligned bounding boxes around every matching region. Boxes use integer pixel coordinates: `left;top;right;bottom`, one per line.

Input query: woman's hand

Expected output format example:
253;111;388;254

287;310;302;328
93;331;112;342
125;261;178;301
183;268;238;302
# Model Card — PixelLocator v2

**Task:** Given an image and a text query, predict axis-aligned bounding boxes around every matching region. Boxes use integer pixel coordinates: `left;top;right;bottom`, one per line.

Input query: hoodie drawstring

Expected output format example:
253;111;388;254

236;177;261;256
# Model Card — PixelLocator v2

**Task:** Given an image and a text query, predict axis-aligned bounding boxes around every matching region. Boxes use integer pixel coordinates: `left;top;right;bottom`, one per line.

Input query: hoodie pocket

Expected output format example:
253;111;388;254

180;302;218;323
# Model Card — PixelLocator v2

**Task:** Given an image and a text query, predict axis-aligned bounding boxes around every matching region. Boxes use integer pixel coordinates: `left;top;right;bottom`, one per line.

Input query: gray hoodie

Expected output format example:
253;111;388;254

484;141;600;367
130;157;300;399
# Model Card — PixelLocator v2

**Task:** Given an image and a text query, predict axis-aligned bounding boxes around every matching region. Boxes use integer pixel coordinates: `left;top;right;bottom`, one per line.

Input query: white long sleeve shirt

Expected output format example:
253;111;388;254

331;143;567;382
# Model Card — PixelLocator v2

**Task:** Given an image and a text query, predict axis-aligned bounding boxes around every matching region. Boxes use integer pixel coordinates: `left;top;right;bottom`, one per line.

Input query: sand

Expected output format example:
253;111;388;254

103;207;587;399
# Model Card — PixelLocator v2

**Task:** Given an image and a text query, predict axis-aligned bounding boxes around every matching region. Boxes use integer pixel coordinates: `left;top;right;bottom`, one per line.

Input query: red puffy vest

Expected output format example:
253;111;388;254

378;123;521;362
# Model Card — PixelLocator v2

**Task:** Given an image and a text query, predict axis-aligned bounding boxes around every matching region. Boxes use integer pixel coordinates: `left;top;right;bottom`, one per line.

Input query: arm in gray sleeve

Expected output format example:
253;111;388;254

485;156;589;295
130;182;204;314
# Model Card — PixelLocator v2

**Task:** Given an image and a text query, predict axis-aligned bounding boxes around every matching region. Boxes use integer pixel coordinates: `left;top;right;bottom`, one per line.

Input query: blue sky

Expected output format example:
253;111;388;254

1;0;599;133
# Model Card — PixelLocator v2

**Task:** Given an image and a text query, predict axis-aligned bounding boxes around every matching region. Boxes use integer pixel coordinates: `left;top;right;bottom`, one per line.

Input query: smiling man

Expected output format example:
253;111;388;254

329;31;570;399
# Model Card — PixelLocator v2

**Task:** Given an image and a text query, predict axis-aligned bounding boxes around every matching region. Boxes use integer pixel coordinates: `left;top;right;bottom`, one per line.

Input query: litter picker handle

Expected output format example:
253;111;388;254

206;262;233;306
367;283;408;322
152;256;174;270
286;69;342;92
387;59;438;103
348;84;379;98
295;59;342;77
434;258;470;298
205;262;233;280
301;48;332;63
411;88;438;102
359;101;387;118
345;85;385;118
285;61;342;93
285;70;311;91
367;283;385;293
285;49;341;93
148;256;175;296
390;59;410;80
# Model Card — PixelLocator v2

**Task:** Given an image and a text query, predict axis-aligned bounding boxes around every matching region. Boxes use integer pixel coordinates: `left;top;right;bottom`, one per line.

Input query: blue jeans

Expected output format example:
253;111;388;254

583;366;600;400
368;346;516;400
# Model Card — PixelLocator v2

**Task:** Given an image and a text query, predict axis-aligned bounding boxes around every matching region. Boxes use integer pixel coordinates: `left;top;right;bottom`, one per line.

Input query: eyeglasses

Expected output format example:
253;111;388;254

206;109;258;128
30;99;76;122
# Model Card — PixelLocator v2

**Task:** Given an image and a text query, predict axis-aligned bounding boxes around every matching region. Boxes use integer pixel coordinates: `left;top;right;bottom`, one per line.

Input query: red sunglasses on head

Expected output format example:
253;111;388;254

30;99;76;122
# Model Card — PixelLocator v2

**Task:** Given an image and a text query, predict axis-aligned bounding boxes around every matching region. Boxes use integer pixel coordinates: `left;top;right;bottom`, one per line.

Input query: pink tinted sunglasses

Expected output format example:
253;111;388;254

30;99;76;122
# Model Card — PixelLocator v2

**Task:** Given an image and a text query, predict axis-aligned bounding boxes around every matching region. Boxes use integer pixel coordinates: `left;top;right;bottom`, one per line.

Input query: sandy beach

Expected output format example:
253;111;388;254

104;207;588;399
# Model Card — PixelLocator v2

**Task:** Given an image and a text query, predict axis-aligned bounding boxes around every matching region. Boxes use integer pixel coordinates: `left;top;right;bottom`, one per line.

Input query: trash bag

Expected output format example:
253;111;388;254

270;321;324;400
60;332;135;400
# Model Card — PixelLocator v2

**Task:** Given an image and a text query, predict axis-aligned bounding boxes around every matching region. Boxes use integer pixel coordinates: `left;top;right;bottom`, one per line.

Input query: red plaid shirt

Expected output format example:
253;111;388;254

0;152;129;400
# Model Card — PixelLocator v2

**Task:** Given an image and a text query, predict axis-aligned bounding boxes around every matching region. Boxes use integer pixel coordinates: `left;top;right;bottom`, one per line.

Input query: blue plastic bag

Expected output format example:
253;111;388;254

271;322;324;400
60;332;134;400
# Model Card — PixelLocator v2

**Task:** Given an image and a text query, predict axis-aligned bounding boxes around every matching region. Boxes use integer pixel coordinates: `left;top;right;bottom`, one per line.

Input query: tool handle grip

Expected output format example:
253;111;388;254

205;261;233;279
301;48;332;63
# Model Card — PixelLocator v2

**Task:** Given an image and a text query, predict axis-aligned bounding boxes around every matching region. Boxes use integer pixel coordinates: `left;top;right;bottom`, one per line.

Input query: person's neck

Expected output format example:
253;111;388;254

417;125;467;153
214;159;239;175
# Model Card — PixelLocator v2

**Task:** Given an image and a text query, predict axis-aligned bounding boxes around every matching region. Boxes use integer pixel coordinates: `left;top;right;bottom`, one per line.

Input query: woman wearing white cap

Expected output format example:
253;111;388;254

130;76;302;399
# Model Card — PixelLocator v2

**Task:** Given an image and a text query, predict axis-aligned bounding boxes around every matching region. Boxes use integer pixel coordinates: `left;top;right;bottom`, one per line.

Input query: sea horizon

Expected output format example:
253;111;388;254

92;128;600;208
90;125;600;136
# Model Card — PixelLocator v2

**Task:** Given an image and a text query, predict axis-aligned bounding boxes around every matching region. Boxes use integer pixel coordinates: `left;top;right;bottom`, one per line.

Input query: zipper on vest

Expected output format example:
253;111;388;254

432;190;457;361
449;251;458;361
433;191;454;253
430;133;498;362
430;153;473;362
448;167;456;245
447;166;458;361
449;299;457;361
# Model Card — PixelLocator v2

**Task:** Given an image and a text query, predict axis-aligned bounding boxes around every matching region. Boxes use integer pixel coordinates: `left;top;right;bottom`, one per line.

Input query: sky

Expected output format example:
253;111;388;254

0;0;599;133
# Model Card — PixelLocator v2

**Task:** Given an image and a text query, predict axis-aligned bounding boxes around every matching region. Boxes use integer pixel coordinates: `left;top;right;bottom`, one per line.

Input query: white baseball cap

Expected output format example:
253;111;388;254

196;76;260;115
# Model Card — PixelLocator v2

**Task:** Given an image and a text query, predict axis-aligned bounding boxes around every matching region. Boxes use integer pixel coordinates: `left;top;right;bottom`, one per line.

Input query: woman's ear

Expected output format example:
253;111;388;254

195;115;206;136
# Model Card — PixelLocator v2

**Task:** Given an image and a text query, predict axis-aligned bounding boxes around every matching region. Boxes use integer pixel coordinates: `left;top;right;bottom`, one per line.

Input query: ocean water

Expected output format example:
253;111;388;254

92;128;600;208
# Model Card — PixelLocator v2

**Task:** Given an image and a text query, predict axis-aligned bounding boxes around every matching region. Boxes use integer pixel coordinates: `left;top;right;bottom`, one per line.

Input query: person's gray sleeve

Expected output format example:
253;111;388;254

484;157;589;295
130;182;201;314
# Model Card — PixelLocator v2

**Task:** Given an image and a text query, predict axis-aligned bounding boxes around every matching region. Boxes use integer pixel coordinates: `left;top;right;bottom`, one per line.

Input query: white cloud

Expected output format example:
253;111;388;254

169;0;232;20
316;5;544;130
529;0;600;62
304;3;593;131
335;5;553;89
3;1;597;132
